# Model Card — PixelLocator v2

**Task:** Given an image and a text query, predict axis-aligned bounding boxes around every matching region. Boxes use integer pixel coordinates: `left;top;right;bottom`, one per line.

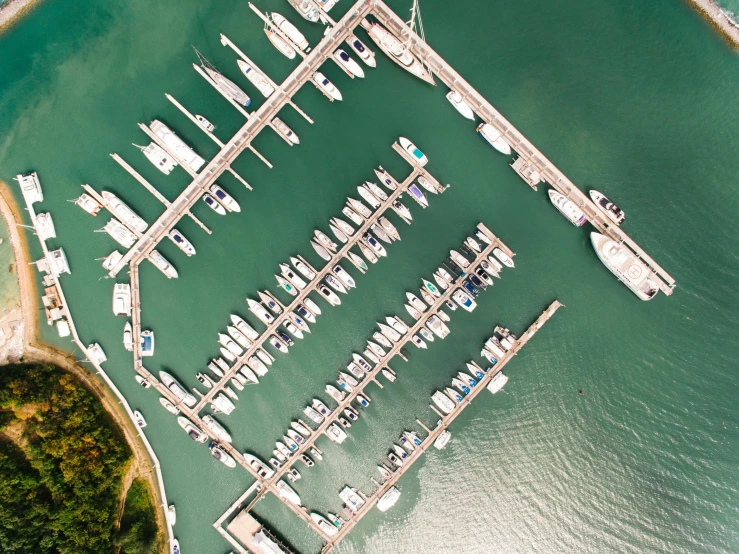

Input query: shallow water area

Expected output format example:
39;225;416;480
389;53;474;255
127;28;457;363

0;0;738;553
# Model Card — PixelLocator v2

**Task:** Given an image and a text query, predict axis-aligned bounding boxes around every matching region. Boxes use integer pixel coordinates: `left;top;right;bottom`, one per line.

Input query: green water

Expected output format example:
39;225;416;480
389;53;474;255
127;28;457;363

1;0;738;552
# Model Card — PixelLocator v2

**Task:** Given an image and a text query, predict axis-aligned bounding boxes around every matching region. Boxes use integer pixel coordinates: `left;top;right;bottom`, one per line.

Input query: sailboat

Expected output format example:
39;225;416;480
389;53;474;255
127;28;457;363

193;48;251;107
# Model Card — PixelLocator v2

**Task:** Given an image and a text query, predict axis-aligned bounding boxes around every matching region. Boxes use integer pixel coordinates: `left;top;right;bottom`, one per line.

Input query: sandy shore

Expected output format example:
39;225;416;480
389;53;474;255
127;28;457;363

0;0;44;34
0;181;165;547
686;0;739;48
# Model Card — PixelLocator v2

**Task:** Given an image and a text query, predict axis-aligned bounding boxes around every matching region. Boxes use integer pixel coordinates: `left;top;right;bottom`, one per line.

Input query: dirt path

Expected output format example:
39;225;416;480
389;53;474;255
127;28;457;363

0;183;165;549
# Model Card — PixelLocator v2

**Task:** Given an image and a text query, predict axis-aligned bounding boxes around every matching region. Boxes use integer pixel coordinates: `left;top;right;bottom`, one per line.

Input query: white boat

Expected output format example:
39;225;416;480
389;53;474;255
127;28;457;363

405;303;421;320
211;393;236;415
276;480;302;505
590;190;625;225
247;356;268;377
433;430;451;450
373;332;392;349
160;371;197;407
296;304;317;324
366;24;435;85
332;264;355;288
101;250;122;271
35;212;56;240
452;288;476;312
549;189;587;227
446;90;475;119
104;219;136;248
136;142;178;175
353;353;372;372
149;250;178;279
406;292;427;312
591;232;659;300
15;172;43;204
407;184;428;208
433;272;449;290
280;263;307;289
386;316;408;334
325;274;347;294
333;49;365;78
209;443;236;468
432;390;455;414
311;240;331;261
476;122;512;155
287;312;309;334
381;368;396;382
269;334;289;354
329;223;348;244
379;217;400;241
326;385;345;402
374;167;397;190
123;322;133;351
168;505;177;526
326;423;347;444
367;340;386;357
411;335;427;349
487;372;509;394
283;320;303;339
271;13;309;51
265;27;297;58
304;298;322;316
450;249;470;268
357;241;378;264
168;229;195;256
133;410;147;429
112;283;132;316
202;414;232;443
493;247;515;268
363;348;379;364
203;64;252;107
377;486;401;512
420;288;436;306
243;453;274;479
140;330;155;356
422;279;441;297
312;71;342;101
202;193;227;215
304;406;324;424
466;237;481;253
239;365;259;384
230;378;244;391
348;197;373;218
342;206;364;225
150;120;205;172
291;256;316;280
311;513;339;536
74;192;102;216
178;416;207;442
286;0;320;22
272;117;300;144
366;182;388;201
210;185;240;213
87;343;107;364
390;199;412;221
315;229;338;251
418;175;441;194
331;217;355;236
195;114;214;132
248;298;275;324
357;185;381;209
291;420;312;436
426;315;450;338
236;60;275;98
346;34;376;68
231;314;259;339
362;232;387;257
378;322;401;342
346;251;369;272
340;486;366;513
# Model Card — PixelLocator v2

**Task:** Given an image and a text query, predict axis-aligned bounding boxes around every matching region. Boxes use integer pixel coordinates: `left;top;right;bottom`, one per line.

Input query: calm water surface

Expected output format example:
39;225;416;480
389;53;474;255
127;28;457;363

1;0;737;552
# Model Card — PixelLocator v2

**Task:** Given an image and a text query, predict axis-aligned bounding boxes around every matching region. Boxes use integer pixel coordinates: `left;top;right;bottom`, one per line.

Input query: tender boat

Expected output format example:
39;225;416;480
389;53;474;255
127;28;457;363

549;189;588;227
476;122;512;155
291;256;316;280
195;114;214;132
312;71;342;101
346;34;377;67
493;247;515;268
202;193;227;215
177;417;207;442
342;205;364;225
168;229;196;256
271;13;310;51
590;232;659;300
347;197;373;218
366;24;435;85
236;60;275;97
311;240;332;261
210;185;240;213
432;390;455;414
399;137;428;166
160;372;197;407
590;190;625;225
265;27;297;59
446;89;475;119
272;117;299;144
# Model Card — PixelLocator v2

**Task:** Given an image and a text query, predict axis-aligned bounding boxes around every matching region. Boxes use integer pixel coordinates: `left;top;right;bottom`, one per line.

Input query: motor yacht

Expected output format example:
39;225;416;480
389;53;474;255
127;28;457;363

446;89;475;119
312;71;342;101
236;60;275;97
476;122;512;155
399;136;428;165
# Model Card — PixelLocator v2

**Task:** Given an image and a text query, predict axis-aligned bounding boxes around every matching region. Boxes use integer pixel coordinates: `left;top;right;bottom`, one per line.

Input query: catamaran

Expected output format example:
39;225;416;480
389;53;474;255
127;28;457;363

103;219;136;248
271;13;310;51
135;142;178;175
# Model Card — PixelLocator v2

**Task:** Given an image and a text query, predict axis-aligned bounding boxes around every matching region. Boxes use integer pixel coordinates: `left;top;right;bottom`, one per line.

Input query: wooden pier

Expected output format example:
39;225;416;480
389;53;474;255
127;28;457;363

367;0;675;296
105;0;374;278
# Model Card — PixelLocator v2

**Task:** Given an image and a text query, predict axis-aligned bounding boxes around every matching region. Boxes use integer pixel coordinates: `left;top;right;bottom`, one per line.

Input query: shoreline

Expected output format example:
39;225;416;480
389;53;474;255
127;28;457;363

0;0;44;35
0;181;166;550
685;0;739;48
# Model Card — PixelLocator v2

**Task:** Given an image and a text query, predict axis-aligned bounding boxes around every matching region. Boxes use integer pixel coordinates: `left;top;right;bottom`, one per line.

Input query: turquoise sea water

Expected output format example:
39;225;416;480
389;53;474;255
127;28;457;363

1;0;738;553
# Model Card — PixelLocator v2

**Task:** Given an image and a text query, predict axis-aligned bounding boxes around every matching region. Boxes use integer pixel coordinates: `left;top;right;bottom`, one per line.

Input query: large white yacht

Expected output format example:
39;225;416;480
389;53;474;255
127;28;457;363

35;212;56;241
104;219;137;248
203;67;251;107
112;283;132;316
102;191;148;233
270;13;309;51
149;120;205;172
548;190;588;227
236;60;275;97
148;250;178;279
590;232;659;301
286;0;320;22
159;371;197;407
366;23;435;85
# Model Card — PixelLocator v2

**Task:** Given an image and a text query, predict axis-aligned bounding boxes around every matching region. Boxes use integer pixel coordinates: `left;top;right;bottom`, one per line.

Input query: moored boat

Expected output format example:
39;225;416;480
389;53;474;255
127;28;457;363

399;137;428;166
590;232;659;300
446;89;475;119
476;122;512;155
589;190;625;225
549;189;588;227
366;23;435;85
